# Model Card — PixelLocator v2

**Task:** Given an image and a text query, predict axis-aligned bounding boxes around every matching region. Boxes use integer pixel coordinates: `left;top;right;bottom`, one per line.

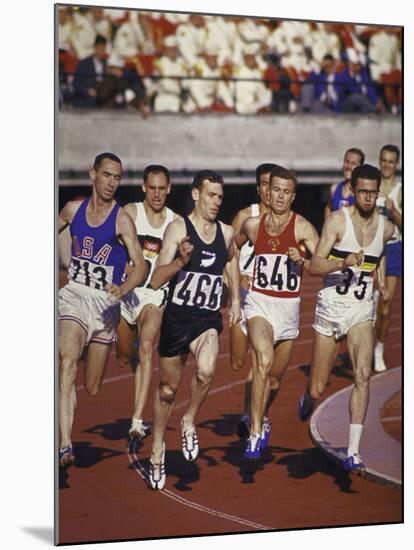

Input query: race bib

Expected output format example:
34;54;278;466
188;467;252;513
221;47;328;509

253;254;300;293
171;271;223;310
69;257;114;290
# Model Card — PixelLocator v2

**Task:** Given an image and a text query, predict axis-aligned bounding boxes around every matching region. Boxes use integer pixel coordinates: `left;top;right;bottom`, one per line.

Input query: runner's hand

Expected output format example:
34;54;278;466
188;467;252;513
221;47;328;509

228;302;241;327
287;247;304;266
343;249;364;268
178;236;194;265
379;285;391;304
105;283;123;302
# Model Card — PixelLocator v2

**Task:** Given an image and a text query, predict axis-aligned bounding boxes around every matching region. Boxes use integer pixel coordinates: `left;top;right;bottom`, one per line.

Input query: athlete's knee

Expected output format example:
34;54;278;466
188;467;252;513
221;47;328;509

159;382;177;404
59;354;78;385
196;366;215;388
309;378;326;400
255;349;273;375
377;299;391;318
354;365;371;388
116;350;134;370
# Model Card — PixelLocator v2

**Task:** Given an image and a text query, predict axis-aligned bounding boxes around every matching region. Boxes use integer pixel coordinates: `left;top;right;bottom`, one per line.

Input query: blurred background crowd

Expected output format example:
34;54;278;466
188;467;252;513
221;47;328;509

58;6;402;116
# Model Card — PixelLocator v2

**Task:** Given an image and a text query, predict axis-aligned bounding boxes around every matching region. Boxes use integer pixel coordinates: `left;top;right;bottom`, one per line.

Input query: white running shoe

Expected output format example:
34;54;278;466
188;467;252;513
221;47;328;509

148;443;166;490
181;422;199;461
374;353;387;373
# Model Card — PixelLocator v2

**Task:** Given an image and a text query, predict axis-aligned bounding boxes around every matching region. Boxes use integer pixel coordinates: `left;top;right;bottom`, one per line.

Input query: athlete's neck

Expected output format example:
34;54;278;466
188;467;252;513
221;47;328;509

259;202;270;215
266;209;292;233
143;200;166;225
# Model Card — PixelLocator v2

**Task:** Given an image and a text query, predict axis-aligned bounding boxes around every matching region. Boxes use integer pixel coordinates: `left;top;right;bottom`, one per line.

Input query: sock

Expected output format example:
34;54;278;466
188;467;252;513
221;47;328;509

375;342;384;356
347;423;364;457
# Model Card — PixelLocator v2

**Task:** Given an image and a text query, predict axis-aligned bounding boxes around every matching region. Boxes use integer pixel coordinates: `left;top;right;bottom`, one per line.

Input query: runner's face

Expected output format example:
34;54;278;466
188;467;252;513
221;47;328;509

354;178;379;217
343;152;362;182
143;172;170;212
269;177;295;215
194;180;223;222
91;159;122;201
257;173;271;207
379;150;398;179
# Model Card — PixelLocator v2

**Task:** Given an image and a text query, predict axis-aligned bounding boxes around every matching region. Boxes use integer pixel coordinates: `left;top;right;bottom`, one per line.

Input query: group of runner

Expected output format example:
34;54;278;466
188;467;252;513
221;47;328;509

58;144;401;490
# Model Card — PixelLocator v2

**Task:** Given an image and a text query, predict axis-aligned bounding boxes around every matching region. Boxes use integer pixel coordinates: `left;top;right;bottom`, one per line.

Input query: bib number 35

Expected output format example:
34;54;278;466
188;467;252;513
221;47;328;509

336;269;371;300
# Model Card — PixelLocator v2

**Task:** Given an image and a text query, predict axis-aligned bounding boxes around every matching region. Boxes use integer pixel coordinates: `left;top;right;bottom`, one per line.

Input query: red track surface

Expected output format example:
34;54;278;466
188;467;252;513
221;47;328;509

58;272;402;545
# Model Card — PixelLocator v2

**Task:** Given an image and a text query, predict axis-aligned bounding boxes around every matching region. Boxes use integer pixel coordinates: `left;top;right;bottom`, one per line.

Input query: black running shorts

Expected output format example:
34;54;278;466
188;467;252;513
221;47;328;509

158;305;223;358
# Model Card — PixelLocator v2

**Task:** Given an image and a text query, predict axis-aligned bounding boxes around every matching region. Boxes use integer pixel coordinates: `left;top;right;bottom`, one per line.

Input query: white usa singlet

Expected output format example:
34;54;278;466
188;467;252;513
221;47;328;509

239;203;260;277
322;207;385;303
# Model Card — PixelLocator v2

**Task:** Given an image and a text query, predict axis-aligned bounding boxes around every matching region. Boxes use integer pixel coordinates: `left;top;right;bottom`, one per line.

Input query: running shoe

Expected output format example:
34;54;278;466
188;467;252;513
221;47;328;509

343;453;366;474
298;392;315;422
181;423;199;461
236;414;251;439
374;353;387;373
260;417;271;450
59;445;75;468
148;443;166;490
243;433;262;460
129;418;150;439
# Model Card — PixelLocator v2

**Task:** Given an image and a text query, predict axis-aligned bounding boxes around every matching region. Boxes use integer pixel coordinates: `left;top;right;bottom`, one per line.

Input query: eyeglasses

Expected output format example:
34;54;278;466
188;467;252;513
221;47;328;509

355;189;379;198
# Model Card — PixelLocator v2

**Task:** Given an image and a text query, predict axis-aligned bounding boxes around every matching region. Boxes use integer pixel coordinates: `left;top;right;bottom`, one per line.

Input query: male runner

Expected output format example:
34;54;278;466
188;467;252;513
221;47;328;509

58;152;148;467
374;144;402;372
117;165;180;439
147;170;240;489
325;147;365;218
229;163;274;439
298;164;394;472
236;165;319;460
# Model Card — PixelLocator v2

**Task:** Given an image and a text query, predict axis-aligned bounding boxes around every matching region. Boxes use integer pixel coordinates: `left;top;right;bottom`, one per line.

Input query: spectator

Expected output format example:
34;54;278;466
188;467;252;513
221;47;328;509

263;53;292;113
184;46;223;112
176;14;208;67
72;35;108;108
336;48;385;113
368;27;402;114
153;36;188;113
70;7;96;61
309;22;341;65
301;54;340;113
234;44;271;114
87;7;113;42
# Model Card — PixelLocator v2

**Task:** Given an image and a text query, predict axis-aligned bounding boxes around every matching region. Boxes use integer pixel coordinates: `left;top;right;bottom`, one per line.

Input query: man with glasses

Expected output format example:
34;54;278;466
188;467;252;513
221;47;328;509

298;164;394;473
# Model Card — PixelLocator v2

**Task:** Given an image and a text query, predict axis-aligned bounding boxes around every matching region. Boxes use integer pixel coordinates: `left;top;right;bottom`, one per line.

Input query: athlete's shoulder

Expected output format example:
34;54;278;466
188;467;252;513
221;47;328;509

232;204;254;228
124;202;138;219
330;181;340;195
60;199;84;223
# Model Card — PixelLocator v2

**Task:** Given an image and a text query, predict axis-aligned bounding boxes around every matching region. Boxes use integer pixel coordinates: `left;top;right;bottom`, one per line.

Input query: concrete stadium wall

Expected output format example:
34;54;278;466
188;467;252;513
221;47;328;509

58;111;401;172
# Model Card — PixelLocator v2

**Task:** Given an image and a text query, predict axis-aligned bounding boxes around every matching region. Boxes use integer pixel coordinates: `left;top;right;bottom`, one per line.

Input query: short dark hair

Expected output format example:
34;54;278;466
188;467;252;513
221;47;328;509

269;165;298;192
323;54;335;63
255;163;277;185
191;169;224;190
93;152;122;171
350;163;381;190
345;147;365;164
143;164;170;183
380;144;400;162
94;34;107;47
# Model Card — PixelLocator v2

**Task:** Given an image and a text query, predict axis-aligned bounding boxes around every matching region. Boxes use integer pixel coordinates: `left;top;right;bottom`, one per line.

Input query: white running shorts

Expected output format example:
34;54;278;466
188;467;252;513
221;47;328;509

245;291;300;343
313;290;375;340
59;280;120;344
121;287;167;325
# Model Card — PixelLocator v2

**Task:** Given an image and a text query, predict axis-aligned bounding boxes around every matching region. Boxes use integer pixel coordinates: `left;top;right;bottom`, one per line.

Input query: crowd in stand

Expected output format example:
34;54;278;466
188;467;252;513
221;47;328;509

58;6;402;115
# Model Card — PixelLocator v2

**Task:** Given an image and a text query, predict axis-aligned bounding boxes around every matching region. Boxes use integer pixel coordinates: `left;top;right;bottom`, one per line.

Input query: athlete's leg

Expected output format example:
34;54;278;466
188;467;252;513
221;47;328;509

59;320;87;448
116;316;137;370
151;354;186;463
347;321;374;424
345;321;374;460
83;340;112;395
308;331;341;400
375;275;399;368
132;305;163;421
247;316;274;435
229;322;249;372
182;328;220;429
264;339;295;416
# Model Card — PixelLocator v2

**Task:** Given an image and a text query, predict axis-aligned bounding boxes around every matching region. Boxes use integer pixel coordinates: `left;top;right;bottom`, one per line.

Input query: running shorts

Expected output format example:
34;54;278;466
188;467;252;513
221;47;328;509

59;280;120;344
158;305;223;358
385;241;402;277
121;287;167;325
313;290;374;340
244;291;300;343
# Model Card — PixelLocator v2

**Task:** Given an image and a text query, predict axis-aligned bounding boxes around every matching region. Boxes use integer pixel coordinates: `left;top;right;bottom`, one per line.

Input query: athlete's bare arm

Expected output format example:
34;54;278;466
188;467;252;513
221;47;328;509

221;223;241;327
58;200;82;233
287;215;319;269
235;216;260;249
106;208;148;300
324;183;338;219
231;206;252;237
309;211;363;276
150;218;192;289
385;194;402;229
123;202;138;221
